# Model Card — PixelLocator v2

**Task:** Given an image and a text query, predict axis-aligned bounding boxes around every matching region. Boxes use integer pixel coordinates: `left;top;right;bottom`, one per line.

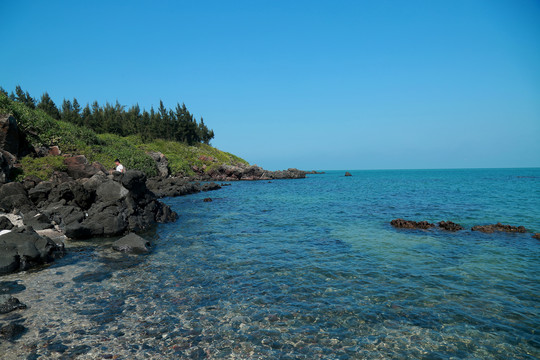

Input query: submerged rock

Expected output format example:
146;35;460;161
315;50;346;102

390;218;435;230
112;233;151;253
533;233;540;240
0;322;26;340
0;294;26;314
203;198;213;202
471;223;527;234
438;221;464;232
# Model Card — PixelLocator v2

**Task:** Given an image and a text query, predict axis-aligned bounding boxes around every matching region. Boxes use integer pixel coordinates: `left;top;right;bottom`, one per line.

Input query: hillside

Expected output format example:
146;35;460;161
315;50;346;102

0;93;248;180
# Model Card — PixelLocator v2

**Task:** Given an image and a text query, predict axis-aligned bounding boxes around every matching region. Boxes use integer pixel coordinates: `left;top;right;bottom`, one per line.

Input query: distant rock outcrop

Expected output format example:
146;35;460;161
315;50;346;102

345;172;352;177
203;164;306;181
438;221;464;232
471;223;527;234
390;218;435;229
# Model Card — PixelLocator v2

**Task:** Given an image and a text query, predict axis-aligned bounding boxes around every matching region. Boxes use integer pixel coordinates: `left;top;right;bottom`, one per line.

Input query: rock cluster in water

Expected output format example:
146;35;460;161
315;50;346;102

471;223;527;233
391;218;535;238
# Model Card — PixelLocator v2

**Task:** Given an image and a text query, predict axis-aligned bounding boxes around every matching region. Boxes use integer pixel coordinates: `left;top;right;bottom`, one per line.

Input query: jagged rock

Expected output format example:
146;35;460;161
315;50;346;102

22;175;42;191
0;226;64;275
59;170;177;239
390;218;435;229
146;177;202;198
345;172;352;176
0;294;26;314
147;151;169;178
438;221;464;232
112;233;151;253
0;182;35;213
471;223;527;233
23;212;53;230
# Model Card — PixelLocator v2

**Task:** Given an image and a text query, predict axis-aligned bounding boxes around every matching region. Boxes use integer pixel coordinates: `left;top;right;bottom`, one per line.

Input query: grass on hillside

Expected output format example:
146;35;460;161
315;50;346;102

0;93;248;180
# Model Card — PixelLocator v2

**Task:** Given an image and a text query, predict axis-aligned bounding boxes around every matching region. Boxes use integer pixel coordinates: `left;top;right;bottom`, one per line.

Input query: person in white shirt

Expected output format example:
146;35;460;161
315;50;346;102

114;159;126;173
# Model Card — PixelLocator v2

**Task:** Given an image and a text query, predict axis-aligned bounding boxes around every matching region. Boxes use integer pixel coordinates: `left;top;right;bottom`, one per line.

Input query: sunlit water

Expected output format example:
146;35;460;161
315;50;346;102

1;169;539;359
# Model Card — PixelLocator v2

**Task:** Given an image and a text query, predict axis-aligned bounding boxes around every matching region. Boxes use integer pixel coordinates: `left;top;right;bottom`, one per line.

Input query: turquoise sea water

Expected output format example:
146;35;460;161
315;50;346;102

1;168;539;359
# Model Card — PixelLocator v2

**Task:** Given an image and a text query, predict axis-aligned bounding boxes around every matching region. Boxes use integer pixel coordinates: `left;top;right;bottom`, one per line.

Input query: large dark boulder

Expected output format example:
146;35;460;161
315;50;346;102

112;233;151;253
0;226;64;275
471;223;527;233
23;212;53;230
0;182;34;213
121;170;148;197
64;155;100;179
96;180;129;203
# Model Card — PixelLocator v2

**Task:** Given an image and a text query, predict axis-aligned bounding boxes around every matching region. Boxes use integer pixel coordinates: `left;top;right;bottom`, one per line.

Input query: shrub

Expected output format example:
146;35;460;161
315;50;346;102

17;155;67;181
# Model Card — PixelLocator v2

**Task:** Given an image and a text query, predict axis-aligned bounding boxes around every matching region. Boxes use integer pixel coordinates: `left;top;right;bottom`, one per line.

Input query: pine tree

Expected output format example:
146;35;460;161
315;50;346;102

72;98;81;125
37;92;61;119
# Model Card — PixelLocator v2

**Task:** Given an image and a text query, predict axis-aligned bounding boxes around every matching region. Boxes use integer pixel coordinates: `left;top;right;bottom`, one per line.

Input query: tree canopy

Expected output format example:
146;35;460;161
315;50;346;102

4;85;215;145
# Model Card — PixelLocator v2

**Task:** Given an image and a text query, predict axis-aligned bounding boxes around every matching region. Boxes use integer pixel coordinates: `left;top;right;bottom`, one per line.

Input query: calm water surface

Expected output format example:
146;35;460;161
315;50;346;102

1;168;539;359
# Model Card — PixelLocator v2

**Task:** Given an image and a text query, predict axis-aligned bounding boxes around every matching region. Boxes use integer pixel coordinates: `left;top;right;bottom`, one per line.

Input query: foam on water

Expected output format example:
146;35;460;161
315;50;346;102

1;168;539;359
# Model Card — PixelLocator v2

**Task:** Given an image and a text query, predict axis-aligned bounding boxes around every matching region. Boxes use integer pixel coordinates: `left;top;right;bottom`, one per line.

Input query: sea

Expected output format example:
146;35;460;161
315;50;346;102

1;168;539;359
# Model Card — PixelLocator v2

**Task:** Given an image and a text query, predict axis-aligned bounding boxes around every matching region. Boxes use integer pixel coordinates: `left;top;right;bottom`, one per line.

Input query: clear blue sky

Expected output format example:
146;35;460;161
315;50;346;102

1;0;539;170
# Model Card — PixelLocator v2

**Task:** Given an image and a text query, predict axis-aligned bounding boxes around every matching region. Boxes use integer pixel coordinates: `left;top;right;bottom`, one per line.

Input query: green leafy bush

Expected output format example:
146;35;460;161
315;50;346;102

17;155;67;181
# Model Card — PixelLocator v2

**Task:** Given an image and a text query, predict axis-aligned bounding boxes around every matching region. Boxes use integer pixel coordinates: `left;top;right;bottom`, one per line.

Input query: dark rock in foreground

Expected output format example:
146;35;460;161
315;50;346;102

0;294;26;314
112;233;151;254
471;223;527;234
390;218;435;230
0;226;64;275
438;221;464;232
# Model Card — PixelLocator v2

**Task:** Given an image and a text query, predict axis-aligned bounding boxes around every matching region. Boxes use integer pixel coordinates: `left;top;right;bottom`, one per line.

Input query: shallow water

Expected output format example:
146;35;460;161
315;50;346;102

1;169;539;359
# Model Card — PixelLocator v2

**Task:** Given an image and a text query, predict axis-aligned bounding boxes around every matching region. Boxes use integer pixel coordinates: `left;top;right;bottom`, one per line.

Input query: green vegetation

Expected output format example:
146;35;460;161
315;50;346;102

1;85;214;145
16;156;67;181
0;87;248;180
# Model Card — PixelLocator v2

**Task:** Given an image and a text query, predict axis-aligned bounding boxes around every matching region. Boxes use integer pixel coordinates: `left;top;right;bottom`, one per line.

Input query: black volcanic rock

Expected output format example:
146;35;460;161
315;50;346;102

390;218;435;230
0;226;64;275
472;223;527;233
438;221;464;232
